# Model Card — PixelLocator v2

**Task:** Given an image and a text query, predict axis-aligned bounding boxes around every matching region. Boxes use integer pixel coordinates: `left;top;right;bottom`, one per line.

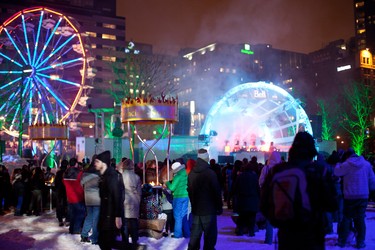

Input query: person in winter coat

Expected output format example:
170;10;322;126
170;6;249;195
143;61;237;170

28;167;45;216
264;132;337;250
55;160;68;226
63;158;85;234
166;162;190;238
120;159;142;249
232;163;260;237
188;149;223;250
0;164;11;215
80;163;101;244
12;168;25;216
259;151;281;244
334;148;375;249
95;151;125;250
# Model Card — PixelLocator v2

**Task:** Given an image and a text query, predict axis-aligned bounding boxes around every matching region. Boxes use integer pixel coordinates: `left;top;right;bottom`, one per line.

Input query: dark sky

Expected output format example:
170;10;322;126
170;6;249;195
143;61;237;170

117;0;354;55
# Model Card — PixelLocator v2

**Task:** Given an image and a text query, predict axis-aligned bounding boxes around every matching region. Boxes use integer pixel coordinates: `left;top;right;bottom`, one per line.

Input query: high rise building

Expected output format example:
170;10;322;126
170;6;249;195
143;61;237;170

354;0;375;51
354;0;375;85
177;43;308;135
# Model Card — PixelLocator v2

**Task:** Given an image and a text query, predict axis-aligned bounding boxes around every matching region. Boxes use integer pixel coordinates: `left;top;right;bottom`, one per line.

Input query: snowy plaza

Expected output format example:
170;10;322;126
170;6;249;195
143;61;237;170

1;208;375;250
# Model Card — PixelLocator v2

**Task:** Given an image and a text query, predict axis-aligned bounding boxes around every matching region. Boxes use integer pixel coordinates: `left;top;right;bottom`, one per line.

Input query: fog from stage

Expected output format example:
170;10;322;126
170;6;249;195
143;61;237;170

200;82;312;161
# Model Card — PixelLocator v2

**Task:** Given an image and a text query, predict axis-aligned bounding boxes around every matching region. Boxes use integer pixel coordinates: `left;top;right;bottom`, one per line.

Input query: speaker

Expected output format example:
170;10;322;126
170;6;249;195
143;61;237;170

309;115;322;140
218;155;234;164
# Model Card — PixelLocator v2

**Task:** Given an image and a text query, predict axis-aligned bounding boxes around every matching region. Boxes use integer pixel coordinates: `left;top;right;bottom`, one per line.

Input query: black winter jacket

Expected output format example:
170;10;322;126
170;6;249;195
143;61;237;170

232;169;260;213
98;167;125;230
188;158;222;216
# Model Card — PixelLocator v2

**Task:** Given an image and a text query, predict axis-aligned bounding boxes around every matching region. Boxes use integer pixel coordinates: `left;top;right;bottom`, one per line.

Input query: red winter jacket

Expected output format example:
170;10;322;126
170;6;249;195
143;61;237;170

63;167;84;204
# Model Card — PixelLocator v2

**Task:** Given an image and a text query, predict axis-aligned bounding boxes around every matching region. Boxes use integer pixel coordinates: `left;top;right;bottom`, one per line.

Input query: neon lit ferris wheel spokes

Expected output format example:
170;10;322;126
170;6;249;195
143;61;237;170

0;6;93;137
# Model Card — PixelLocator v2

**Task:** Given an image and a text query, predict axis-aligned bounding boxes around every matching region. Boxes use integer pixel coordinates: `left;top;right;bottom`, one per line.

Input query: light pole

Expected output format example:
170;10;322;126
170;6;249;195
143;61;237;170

18;75;26;157
0;116;4;162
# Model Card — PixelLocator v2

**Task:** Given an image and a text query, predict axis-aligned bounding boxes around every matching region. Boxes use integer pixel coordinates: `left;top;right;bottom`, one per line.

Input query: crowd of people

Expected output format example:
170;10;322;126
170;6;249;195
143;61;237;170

1;131;375;250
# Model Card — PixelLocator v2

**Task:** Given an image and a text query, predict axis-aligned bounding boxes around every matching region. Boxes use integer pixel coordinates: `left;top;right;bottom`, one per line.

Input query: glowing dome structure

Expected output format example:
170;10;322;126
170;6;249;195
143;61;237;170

200;81;313;160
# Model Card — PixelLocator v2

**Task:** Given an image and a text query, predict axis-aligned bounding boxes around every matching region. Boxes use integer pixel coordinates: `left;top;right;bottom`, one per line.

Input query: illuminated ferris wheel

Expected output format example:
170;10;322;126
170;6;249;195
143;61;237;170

0;7;94;137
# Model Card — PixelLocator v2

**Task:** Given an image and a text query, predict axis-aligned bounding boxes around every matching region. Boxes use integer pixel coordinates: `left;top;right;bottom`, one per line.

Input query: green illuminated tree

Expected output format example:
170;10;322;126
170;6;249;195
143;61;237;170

340;82;374;155
317;99;335;141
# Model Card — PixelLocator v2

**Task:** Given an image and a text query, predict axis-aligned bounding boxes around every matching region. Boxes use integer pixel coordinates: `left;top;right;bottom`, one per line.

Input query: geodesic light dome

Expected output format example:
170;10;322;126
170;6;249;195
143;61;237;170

200;81;313;160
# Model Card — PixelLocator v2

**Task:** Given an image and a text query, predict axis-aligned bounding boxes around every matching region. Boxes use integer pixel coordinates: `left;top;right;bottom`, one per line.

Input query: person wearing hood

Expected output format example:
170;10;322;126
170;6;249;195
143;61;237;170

188;149;222;250
166;162;190;238
259;151;282;188
259;151;282;244
265;132;337;250
80;161;101;244
120;159;142;249
232;162;260;237
334;148;375;249
95;150;124;250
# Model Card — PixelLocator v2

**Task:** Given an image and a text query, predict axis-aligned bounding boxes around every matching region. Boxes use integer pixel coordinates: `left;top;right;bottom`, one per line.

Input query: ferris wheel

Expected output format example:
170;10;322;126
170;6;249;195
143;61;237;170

0;6;94;138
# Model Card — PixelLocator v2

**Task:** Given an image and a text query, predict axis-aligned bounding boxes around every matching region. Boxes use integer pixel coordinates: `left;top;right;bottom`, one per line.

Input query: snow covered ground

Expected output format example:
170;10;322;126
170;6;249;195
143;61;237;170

1;209;375;250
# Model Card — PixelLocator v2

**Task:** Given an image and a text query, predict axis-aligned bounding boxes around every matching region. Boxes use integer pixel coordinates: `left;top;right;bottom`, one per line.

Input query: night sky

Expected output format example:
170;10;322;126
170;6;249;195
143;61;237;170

117;0;354;55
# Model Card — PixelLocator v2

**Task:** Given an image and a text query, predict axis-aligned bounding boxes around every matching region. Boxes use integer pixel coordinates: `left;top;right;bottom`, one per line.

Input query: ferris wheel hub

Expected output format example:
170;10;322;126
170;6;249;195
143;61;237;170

23;65;35;77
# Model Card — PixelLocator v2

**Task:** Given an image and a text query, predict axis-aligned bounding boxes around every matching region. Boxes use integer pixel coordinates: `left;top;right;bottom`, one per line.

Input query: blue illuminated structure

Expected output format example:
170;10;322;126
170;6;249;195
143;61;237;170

0;7;93;137
200;81;313;160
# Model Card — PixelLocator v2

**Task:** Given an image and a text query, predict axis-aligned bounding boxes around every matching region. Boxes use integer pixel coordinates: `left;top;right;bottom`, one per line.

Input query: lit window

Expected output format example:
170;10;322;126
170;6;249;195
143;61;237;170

358;29;366;34
219;68;224;72
356;1;364;8
91;44;97;49
102;34;116;40
102;56;116;62
232;69;236;74
103;23;116;29
86;31;96;37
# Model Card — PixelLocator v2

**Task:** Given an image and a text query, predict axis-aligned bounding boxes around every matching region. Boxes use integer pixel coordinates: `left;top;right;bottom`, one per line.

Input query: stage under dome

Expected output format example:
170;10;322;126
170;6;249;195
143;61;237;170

199;81;313;161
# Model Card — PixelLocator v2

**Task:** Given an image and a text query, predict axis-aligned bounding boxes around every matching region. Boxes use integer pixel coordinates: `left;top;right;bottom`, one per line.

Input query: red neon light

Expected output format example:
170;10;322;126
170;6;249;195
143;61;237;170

4;12;22;26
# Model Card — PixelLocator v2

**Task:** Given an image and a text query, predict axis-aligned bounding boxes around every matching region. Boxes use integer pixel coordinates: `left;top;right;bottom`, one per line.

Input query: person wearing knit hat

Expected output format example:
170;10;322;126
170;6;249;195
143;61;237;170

119;159;141;248
197;148;209;162
94;150;125;250
188;149;222;250
95;151;111;172
165;161;190;238
171;162;185;174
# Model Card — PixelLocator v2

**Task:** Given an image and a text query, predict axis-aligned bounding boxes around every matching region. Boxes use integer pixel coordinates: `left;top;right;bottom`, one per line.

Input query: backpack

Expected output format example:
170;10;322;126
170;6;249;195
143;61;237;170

260;163;312;228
